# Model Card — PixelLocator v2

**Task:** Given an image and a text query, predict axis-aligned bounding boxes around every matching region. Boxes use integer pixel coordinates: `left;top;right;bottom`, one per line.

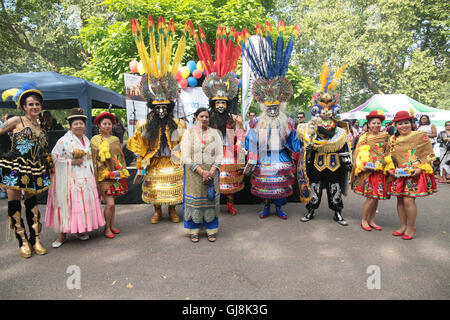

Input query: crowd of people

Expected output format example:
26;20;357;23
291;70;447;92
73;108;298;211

0;17;444;258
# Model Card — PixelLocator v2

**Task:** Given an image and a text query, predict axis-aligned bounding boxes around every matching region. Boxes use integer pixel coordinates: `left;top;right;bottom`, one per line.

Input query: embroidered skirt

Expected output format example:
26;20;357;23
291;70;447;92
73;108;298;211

353;171;389;200
388;173;437;197
250;161;296;199
142;156;184;205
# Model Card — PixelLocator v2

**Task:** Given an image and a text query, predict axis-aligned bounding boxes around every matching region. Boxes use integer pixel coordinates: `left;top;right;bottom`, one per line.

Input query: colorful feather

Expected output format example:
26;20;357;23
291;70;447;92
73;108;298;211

1;88;19;102
320;62;331;93
328;64;347;91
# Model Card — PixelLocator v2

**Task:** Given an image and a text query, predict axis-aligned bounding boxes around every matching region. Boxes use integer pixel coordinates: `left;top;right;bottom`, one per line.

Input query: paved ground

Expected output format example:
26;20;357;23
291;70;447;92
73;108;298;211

0;184;449;301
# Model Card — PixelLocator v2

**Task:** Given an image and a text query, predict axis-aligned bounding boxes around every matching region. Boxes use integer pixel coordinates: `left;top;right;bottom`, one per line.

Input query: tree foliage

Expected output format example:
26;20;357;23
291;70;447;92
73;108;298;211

274;0;449;110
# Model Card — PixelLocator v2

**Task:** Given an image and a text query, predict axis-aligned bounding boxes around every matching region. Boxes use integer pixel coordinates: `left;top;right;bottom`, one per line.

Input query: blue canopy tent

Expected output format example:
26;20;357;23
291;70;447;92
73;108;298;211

0;71;125;137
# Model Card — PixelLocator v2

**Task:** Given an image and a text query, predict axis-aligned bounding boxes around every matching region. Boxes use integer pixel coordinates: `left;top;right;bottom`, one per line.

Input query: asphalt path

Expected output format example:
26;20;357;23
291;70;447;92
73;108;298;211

0;184;449;301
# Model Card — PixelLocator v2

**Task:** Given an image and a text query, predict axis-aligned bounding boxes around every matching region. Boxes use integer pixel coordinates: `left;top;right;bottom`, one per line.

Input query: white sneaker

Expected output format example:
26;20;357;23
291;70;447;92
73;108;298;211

52;239;65;248
76;233;89;241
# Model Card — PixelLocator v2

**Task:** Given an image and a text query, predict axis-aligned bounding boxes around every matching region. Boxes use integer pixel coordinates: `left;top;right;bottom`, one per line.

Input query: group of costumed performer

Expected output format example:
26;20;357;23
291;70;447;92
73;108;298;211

0;84;52;257
296;63;353;226
127;16;189;224
192;24;246;215
241;22;303;219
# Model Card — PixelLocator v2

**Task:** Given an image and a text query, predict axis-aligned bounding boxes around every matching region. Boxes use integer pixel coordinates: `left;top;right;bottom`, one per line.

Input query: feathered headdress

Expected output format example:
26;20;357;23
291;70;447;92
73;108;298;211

319;62;347;93
1;82;43;110
310;61;347;119
239;21;300;105
130;15;193;104
191;24;241;101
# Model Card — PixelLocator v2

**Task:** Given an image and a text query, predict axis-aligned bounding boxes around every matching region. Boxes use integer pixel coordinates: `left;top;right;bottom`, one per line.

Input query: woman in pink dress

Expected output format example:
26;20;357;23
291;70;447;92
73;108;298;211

45;108;105;248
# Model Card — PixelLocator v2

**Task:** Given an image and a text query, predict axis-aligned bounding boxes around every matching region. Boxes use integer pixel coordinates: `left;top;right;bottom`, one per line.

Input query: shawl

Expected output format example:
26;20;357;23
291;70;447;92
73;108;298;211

351;131;390;187
50;131;93;231
384;131;435;177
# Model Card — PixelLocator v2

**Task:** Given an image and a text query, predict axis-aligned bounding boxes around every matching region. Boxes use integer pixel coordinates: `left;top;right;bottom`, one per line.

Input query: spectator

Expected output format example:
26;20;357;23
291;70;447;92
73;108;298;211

244;112;258;131
350;120;360;150
383;121;395;135
296;111;306;128
42;111;64;131
436;120;450;183
361;122;368;134
417;115;437;147
112;118;126;144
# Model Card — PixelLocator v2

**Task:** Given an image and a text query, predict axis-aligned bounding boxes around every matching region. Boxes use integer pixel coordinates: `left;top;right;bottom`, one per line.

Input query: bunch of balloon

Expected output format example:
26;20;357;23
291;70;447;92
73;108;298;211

176;60;205;89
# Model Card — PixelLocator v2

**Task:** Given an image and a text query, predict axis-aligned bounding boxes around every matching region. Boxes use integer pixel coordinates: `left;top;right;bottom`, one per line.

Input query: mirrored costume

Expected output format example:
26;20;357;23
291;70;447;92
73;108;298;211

241;22;302;219
127;16;190;223
297;63;352;226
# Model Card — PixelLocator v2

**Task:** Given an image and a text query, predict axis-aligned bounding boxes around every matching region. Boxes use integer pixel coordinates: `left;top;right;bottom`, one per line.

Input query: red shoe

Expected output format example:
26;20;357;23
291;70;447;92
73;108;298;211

392;231;404;236
369;224;382;231
227;202;237;215
104;233;115;239
402;227;416;240
111;228;120;234
361;223;372;231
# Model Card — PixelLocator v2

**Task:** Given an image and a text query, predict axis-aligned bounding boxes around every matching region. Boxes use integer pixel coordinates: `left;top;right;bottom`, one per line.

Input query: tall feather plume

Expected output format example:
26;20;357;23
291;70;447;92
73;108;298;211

320;62;331;93
328;64;348;91
1;88;19;102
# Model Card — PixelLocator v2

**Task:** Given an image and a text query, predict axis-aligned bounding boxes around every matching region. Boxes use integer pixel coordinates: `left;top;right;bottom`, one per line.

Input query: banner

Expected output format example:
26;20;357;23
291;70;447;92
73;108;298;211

124;73;148;137
179;87;209;128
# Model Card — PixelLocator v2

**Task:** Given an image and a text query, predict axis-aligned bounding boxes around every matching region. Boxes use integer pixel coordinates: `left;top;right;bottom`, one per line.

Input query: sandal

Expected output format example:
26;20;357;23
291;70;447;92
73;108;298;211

207;234;217;242
190;234;199;243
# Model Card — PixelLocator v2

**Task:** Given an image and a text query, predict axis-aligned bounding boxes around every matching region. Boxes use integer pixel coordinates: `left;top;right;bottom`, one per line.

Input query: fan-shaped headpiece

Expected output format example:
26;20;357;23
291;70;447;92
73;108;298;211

239;21;300;105
191;24;241;101
130;15;193;104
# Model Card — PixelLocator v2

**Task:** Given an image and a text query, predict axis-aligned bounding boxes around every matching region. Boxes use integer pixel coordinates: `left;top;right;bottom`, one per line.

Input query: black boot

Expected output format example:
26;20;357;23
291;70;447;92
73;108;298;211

8;200;32;258
300;209;315;222
25;196;46;255
333;210;348;226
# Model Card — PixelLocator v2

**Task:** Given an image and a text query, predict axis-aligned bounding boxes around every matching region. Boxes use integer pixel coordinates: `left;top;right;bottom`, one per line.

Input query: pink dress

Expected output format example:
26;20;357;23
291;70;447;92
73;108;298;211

45;131;105;233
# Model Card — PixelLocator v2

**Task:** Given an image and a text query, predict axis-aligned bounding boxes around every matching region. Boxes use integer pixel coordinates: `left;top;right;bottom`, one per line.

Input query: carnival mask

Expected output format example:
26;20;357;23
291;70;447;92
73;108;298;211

266;105;280;118
215;100;227;114
155;104;168;119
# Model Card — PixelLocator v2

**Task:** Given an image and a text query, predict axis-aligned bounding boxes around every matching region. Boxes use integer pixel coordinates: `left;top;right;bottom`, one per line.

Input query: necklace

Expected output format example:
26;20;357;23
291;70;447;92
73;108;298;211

25;116;39;127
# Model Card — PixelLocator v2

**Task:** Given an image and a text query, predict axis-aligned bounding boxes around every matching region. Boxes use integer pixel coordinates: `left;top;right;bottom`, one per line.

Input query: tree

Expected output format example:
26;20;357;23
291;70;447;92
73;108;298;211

0;0;96;74
273;0;449;110
66;0;274;94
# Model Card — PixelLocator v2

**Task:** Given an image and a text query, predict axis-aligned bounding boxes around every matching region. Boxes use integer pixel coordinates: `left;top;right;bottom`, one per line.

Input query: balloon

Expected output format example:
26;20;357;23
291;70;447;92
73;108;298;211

238;79;241;89
196;61;204;72
137;61;145;75
175;70;182;80
187;60;197;73
235;78;239;85
192;69;202;79
129;60;138;74
180;66;190;78
187;76;198;87
179;78;188;88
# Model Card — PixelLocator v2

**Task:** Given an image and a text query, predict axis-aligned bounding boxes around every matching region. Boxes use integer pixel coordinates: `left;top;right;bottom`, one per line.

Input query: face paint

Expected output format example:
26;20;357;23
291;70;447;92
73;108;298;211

155;105;168;119
215;100;227;114
267;105;279;118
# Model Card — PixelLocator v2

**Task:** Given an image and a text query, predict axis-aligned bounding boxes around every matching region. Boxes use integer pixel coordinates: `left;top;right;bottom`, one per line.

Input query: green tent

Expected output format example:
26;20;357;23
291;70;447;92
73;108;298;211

341;94;450;129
